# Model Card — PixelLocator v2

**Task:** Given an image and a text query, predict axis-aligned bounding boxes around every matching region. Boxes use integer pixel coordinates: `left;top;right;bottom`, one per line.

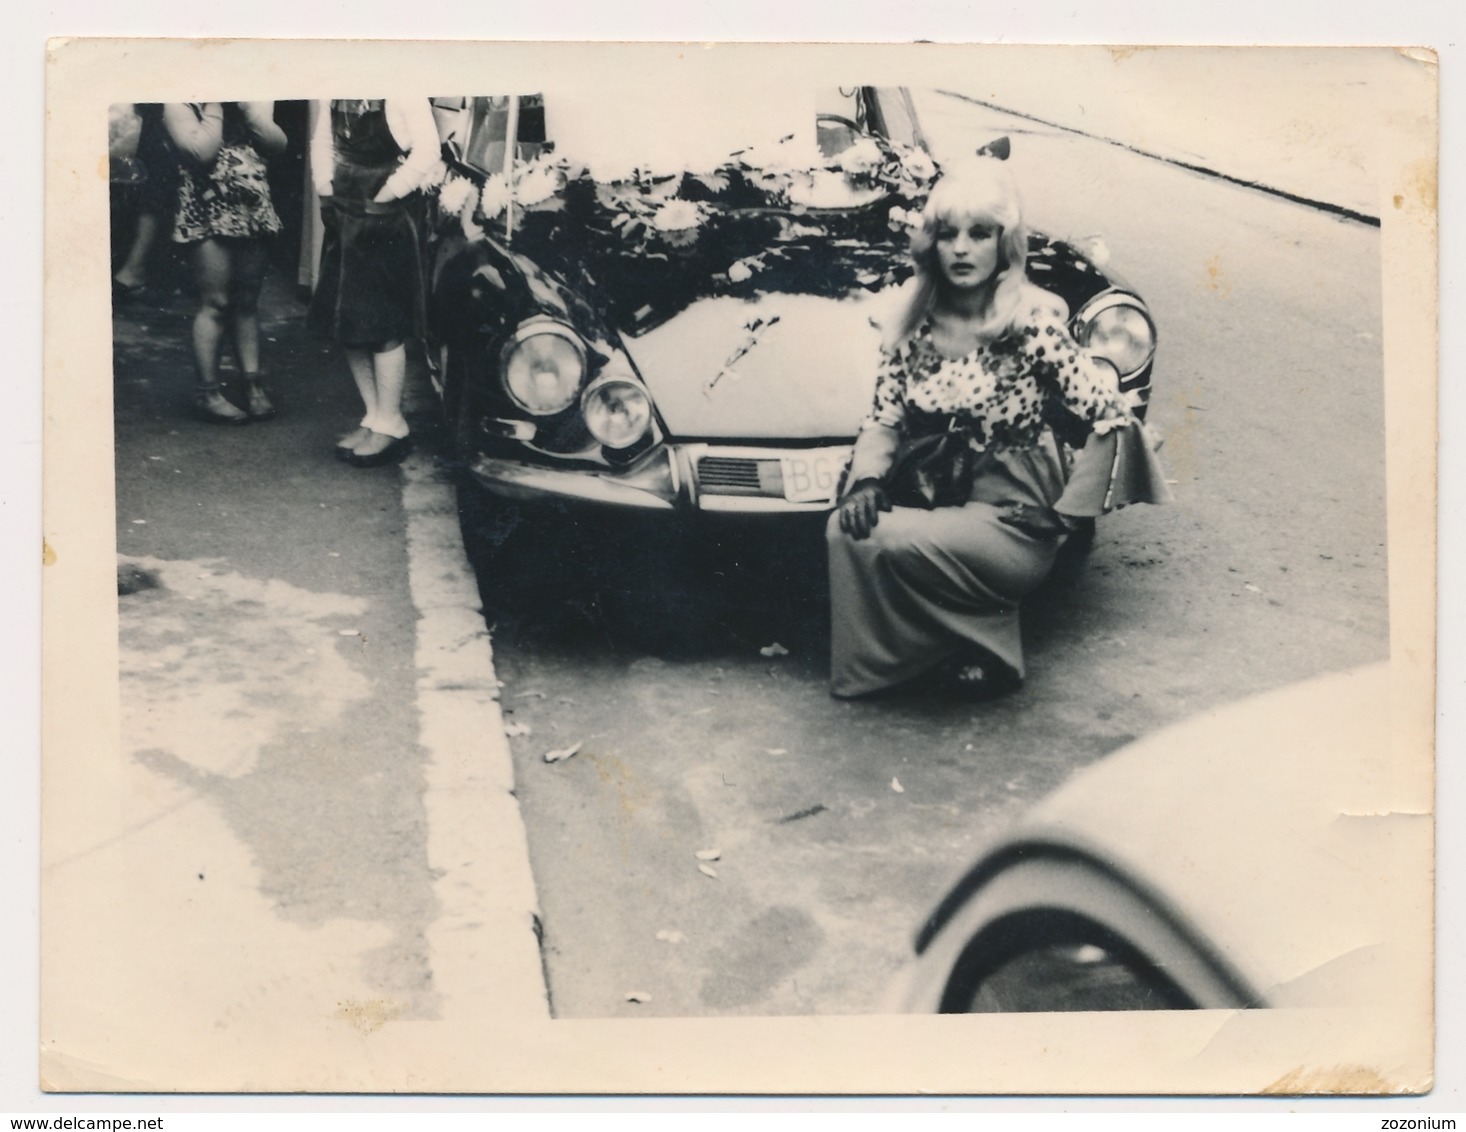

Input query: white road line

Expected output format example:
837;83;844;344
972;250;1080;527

399;448;551;1022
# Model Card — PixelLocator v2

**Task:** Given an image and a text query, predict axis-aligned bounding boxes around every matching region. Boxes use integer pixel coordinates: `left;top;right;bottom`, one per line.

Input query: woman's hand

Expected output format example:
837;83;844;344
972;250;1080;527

838;480;891;540
998;503;1075;542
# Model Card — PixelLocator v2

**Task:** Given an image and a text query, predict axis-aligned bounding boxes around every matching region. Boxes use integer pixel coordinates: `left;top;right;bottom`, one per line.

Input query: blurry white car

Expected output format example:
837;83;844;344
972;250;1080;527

890;665;1428;1013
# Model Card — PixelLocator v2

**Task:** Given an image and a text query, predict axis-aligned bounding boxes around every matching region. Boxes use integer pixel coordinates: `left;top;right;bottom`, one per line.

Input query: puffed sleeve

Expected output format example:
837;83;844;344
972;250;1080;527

309;100;335;198
865;345;910;431
843;346;910;488
1054;418;1174;517
1025;301;1131;437
377;98;446;202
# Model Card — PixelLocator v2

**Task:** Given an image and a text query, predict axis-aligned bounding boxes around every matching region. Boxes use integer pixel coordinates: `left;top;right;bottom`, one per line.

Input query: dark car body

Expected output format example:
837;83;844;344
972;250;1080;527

425;89;1156;519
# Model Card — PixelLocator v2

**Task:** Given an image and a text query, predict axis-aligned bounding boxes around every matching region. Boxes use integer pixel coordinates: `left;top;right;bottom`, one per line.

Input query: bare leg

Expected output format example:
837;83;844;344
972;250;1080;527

191;238;232;389
343;346;380;429
349;340;412;464
189;238;247;423
114;211;159;291
227;238;268;376
369;341;409;438
227;239;275;418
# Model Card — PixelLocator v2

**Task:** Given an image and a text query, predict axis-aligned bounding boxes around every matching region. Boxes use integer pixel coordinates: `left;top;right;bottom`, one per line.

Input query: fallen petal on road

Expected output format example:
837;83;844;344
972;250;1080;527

544;741;583;764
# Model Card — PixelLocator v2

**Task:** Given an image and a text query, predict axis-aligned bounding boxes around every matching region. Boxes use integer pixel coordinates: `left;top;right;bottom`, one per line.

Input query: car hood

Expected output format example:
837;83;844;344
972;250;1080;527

625;290;895;441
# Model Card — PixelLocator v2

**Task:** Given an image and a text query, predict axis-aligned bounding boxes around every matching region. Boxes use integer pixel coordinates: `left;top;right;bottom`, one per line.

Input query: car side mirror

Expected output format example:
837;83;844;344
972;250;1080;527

975;136;1012;161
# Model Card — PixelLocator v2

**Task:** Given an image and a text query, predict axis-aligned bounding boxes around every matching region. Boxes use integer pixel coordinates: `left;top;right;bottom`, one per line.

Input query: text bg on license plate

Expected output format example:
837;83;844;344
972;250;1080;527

779;448;848;505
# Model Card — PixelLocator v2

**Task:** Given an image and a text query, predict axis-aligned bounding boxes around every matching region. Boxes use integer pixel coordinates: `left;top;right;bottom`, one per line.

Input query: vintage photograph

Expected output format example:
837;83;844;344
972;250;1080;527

42;40;1437;1093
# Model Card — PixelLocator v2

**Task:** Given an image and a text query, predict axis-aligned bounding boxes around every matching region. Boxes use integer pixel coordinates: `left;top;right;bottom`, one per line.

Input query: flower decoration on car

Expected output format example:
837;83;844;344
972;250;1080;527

433;127;940;327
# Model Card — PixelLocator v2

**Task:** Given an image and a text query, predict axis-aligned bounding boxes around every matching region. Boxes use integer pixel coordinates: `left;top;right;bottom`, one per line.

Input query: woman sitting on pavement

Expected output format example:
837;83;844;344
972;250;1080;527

827;159;1169;700
308;98;442;468
164;101;288;424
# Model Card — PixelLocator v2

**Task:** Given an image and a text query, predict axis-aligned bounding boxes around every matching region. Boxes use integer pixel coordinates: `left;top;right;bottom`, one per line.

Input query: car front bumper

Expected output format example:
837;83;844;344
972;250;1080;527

464;441;853;515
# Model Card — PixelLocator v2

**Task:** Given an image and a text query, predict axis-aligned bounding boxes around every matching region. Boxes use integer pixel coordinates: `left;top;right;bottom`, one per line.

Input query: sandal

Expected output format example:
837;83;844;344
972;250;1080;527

194;387;250;425
335;425;372;461
347;432;413;468
242;377;276;421
112;278;148;304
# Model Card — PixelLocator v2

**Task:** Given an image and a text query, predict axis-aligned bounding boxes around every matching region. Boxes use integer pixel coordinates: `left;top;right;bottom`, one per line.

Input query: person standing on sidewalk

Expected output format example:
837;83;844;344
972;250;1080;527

112;104;180;303
308;98;442;468
164;101;288;424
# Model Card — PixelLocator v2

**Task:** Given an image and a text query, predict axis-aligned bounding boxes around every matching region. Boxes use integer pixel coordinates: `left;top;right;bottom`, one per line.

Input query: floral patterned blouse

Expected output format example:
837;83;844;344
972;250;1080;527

867;292;1131;453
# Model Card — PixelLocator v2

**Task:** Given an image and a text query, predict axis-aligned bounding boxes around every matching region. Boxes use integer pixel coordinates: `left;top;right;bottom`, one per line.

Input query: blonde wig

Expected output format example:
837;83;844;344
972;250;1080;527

881;158;1031;352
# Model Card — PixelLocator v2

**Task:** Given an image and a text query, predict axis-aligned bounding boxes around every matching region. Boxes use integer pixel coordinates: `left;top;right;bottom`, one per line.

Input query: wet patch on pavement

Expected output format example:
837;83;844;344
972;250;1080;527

118;554;443;1018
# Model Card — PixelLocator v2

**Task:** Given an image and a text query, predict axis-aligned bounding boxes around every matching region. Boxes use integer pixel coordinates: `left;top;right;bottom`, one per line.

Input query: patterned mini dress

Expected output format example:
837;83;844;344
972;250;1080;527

173;103;282;244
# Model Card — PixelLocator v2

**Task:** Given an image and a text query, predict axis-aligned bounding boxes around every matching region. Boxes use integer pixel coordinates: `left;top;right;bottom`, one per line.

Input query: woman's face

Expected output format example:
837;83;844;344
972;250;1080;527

933;215;1002;293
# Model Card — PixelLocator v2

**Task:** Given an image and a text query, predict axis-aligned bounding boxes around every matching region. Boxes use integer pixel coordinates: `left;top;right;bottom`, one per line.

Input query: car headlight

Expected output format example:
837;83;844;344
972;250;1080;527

581;376;653;449
500;320;587;416
1075;294;1156;379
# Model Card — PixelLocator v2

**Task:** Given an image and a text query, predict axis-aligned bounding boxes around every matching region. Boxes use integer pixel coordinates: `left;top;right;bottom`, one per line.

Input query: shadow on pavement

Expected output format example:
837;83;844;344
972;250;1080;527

453;486;833;665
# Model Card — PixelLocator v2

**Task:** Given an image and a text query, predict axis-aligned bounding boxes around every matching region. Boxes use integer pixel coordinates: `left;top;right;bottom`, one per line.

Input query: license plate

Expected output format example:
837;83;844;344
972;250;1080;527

779;448;847;504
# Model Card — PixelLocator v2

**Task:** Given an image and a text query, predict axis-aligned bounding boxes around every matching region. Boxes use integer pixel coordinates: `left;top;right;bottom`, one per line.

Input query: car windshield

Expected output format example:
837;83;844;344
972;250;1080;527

440;87;923;182
546;88;813;180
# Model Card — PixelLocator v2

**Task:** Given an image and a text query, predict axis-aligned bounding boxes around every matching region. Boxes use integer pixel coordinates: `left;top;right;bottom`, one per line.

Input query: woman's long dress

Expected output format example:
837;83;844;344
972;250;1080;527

826;290;1164;698
308;100;427;347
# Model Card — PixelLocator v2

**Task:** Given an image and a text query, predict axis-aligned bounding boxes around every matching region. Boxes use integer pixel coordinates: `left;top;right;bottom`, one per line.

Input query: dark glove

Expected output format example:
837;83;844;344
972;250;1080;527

838;479;891;540
998;503;1074;542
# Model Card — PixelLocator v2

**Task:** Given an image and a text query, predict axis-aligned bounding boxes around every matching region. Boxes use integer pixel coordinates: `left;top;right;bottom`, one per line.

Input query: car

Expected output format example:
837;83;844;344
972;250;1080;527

887;665;1429;1013
423;88;1158;544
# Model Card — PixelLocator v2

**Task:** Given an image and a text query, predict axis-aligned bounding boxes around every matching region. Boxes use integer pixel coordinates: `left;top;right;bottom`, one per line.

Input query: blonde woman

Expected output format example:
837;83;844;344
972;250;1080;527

828;160;1167;699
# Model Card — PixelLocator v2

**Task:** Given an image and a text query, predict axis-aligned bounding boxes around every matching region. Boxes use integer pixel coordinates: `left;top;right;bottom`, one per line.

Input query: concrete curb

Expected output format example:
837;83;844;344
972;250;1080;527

400;450;551;1023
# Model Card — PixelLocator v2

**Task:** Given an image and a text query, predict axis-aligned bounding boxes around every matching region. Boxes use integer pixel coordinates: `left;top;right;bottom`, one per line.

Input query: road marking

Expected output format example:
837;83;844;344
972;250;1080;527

399;447;551;1022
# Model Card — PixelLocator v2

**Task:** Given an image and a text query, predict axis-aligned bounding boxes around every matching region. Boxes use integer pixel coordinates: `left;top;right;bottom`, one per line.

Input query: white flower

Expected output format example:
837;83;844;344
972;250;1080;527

887;205;921;230
651;199;704;232
728;259;754;283
438;175;474;216
479;174;511;219
837;136;884;175
900;147;937;182
514;162;562;206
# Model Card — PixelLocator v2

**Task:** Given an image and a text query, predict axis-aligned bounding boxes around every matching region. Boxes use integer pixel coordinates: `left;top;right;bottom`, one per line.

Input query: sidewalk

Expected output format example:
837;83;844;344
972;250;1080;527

41;266;547;1091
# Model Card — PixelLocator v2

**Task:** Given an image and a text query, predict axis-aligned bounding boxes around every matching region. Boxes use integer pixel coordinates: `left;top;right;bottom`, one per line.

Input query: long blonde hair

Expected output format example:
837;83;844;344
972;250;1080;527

881;159;1030;352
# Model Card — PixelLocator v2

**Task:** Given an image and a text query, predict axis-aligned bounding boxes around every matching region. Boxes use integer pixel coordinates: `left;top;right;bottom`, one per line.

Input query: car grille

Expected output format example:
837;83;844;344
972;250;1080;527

697;456;781;496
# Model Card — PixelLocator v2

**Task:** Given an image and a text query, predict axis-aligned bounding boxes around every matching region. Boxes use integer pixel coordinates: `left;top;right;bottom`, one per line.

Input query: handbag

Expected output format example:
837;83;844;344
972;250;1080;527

882;418;988;509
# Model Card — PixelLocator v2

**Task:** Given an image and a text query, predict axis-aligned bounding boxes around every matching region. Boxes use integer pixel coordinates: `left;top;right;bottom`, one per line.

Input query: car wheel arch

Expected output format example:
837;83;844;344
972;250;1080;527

912;840;1263;1013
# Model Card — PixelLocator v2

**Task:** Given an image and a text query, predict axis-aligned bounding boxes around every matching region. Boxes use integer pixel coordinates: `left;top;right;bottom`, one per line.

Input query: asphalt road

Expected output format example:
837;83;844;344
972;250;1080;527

464;91;1389;1017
